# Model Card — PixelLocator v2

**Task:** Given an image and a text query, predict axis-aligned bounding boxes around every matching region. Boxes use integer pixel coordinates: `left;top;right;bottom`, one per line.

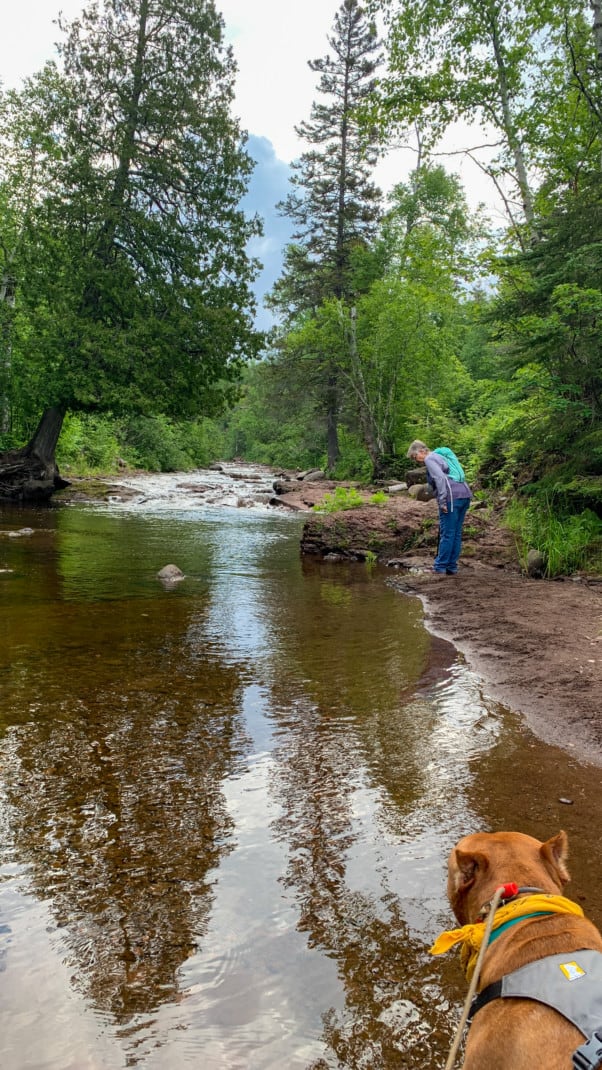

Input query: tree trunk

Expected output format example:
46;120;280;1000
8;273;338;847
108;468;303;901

488;6;536;231
325;370;340;471
0;406;69;503
593;0;602;69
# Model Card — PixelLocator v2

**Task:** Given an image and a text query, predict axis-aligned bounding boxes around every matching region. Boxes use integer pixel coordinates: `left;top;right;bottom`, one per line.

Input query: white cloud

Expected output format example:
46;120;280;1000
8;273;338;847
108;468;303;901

219;0;339;162
0;0;84;87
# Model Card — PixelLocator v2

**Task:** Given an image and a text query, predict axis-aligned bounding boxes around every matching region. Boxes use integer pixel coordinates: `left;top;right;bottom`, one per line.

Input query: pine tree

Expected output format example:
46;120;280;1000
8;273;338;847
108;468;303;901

270;0;382;468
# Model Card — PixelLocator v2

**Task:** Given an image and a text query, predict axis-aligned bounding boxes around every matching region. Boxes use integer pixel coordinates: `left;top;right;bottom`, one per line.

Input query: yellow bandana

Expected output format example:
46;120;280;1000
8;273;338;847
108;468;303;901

429;894;585;982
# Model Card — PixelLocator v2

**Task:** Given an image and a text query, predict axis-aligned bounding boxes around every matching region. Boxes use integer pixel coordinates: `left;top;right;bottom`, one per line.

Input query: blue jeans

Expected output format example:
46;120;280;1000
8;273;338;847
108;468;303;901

434;498;471;573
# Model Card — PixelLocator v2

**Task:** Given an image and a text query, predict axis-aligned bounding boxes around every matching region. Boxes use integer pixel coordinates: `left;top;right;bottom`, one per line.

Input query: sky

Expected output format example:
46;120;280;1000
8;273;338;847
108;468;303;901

0;1;490;325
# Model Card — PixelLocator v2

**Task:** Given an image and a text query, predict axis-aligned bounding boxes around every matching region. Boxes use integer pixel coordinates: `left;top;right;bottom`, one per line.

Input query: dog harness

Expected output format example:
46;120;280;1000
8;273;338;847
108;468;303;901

430;893;602;1068
469;949;602;1070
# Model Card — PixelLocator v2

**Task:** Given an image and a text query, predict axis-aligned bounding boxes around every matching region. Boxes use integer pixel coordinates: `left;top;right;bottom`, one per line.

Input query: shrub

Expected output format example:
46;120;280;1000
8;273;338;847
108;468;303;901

369;490;388;505
57;413;122;473
313;486;365;513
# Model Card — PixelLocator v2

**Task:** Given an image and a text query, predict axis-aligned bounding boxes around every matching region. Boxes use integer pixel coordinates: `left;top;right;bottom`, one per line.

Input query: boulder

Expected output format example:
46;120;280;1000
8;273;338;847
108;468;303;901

526;549;546;578
297;468;326;481
408;484;435;501
386;555;429;570
269;496;303;510
405;468;427;487
156;564;185;582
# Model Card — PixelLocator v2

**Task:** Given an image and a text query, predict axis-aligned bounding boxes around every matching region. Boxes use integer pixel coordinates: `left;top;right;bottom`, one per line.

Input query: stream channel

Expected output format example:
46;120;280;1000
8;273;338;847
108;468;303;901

2;463;602;1070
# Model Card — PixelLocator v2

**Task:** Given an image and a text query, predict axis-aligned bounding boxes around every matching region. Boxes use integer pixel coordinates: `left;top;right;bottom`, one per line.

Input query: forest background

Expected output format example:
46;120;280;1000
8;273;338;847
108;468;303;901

1;0;601;572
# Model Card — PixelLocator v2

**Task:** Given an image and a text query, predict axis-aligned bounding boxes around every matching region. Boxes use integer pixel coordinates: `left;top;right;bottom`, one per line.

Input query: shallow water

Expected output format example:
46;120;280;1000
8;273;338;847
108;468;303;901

1;471;602;1070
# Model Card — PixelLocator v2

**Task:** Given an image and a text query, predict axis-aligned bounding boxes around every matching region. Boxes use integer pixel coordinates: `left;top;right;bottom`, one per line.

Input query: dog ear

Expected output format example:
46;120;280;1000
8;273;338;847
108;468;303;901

539;831;570;887
448;848;489;922
449;848;488;895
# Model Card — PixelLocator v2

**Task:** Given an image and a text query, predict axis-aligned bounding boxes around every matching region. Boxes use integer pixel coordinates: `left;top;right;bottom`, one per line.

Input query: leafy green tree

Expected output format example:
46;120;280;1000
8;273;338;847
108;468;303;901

369;0;602;243
0;66;67;437
1;0;261;497
334;164;478;476
220;360;327;470
270;0;382;467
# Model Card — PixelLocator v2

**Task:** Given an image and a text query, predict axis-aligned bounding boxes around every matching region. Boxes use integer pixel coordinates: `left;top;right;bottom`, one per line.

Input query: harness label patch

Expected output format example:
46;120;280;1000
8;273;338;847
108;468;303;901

559;961;586;981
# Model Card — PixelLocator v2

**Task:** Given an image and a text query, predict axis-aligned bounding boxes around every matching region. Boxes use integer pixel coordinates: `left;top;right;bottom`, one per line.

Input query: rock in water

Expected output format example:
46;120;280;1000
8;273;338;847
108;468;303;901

156;564;185;582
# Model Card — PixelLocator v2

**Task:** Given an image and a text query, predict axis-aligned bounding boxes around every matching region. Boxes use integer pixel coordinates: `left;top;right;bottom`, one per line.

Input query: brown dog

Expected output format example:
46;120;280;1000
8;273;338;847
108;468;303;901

446;830;602;1070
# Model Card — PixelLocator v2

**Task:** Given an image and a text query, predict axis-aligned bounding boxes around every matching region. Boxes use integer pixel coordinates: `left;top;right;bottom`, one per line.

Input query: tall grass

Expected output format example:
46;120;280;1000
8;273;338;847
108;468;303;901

505;496;602;577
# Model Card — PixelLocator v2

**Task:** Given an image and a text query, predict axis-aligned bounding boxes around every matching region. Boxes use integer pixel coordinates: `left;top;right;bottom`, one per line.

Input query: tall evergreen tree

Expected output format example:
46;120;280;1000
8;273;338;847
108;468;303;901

0;0;260;498
270;0;382;467
279;0;382;306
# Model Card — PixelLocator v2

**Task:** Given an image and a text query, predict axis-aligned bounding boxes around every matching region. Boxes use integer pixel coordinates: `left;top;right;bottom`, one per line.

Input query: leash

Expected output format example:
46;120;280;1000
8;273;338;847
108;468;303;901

443;883;518;1070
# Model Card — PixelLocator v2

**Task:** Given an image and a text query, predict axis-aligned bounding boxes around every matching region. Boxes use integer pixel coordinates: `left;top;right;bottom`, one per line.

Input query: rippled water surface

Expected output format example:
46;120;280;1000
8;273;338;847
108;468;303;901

2;469;602;1070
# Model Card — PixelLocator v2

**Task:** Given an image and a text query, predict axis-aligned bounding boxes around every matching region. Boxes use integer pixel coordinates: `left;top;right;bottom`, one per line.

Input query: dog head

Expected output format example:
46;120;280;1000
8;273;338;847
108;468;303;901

447;830;570;925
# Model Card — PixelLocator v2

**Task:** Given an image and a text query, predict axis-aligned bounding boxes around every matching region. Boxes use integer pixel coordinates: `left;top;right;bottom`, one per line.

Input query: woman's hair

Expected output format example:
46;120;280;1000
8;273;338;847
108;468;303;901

406;439;429;460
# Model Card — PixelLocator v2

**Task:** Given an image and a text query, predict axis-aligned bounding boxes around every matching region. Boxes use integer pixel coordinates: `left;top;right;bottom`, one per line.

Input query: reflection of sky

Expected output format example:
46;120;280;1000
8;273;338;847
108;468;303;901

191;520;293;666
329;661;503;942
0;882;123;1068
175;746;341;1069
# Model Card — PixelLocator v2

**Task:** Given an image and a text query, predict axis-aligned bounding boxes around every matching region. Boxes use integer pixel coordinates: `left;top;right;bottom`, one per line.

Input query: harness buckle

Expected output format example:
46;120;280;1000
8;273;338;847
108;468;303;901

573;1029;602;1070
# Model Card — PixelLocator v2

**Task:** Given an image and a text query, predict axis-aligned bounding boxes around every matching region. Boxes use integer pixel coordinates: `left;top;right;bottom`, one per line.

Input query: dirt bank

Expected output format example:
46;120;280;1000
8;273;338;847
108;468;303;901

278;479;602;767
394;567;602;766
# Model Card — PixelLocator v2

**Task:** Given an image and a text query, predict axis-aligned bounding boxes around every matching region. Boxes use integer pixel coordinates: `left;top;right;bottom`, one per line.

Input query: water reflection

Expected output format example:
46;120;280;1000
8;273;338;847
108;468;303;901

2;493;579;1069
1;636;249;1023
261;580;499;1067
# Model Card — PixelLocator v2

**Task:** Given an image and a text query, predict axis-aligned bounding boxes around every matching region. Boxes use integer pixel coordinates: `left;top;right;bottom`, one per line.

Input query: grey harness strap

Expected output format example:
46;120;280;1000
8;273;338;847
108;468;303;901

469;950;602;1069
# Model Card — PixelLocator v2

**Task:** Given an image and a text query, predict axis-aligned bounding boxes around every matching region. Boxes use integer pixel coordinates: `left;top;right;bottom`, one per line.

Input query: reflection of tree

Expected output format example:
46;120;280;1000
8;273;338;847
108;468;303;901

268;697;459;1069
1;614;250;1023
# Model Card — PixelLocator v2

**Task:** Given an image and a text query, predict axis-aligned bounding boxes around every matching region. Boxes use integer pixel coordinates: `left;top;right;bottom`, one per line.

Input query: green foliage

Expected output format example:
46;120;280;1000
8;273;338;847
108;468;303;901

369;491;388;505
313;486;365;513
57;413;122;472
56;412;222;473
330;428;373;481
121;415;219;472
505;497;602;577
220;361;326;469
369;0;601;239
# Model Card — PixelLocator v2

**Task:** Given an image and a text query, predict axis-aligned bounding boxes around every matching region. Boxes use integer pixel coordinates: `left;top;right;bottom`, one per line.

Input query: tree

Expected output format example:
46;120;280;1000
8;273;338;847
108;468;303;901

495;175;602;426
0;0;260;500
0;66;66;437
369;0;602;245
270;0;382;468
336;165;474;476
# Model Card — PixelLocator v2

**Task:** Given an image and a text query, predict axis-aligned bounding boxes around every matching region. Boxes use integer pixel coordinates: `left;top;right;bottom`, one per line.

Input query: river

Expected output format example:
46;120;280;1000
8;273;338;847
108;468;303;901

2;465;602;1070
